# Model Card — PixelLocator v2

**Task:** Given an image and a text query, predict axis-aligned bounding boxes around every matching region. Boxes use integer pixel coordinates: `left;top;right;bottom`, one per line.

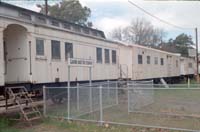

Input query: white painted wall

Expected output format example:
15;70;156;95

0;28;5;86
180;57;196;75
30;26;119;84
118;45;133;79
4;24;30;83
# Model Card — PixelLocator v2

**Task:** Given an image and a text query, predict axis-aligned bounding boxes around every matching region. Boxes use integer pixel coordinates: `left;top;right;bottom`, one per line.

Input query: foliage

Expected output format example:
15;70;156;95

109;18;166;46
160;33;194;56
37;0;92;26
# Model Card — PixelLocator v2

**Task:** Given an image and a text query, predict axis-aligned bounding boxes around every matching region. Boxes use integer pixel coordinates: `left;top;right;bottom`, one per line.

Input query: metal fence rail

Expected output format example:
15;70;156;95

44;81;200;132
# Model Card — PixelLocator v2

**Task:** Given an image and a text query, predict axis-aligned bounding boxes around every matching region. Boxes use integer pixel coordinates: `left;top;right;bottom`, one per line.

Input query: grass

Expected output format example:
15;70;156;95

0;117;20;132
0;116;185;132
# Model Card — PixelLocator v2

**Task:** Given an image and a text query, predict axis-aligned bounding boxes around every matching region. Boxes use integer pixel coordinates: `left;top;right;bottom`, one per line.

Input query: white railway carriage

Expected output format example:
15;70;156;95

180;57;196;76
118;42;188;81
0;3;119;90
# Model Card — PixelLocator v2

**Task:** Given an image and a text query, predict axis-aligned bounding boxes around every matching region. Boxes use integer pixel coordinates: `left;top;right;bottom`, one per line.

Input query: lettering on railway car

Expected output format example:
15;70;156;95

68;58;93;67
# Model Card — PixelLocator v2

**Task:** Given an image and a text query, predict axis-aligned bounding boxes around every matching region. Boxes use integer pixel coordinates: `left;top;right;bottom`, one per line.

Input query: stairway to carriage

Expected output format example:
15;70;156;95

5;86;41;124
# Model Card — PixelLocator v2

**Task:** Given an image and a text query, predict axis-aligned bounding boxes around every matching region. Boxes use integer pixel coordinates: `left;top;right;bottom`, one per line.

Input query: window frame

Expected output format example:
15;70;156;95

96;47;102;64
104;49;110;64
160;58;164;66
36;38;45;56
147;56;151;64
51;40;61;60
154;57;158;65
176;60;179;67
189;62;192;68
112;50;117;64
138;54;143;64
65;42;73;60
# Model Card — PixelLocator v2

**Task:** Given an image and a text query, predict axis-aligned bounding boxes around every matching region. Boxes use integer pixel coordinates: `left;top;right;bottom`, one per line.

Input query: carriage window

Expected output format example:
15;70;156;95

138;55;143;64
112;50;117;64
161;58;164;65
19;12;31;20
36;39;44;56
65;42;73;60
73;25;81;32
51;40;61;59
105;49;110;64
155;57;158;65
147;56;150;64
189;63;192;68
36;16;46;24
63;23;71;30
92;31;98;36
176;60;179;67
83;28;90;34
96;48;102;63
51;20;59;27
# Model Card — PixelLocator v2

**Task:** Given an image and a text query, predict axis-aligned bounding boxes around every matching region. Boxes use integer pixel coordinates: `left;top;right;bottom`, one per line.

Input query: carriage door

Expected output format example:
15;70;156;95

3;24;30;83
167;55;172;77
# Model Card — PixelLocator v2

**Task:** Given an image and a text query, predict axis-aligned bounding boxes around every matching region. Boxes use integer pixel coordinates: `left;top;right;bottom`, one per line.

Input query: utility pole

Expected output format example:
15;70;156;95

45;0;48;15
195;28;199;83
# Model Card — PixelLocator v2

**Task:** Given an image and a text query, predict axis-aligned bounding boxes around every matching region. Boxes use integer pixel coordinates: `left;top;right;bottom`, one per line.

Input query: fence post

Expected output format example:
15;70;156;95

128;83;130;113
43;86;46;117
107;80;110;104
99;85;103;125
116;81;119;105
68;85;70;120
77;83;80;111
89;84;92;113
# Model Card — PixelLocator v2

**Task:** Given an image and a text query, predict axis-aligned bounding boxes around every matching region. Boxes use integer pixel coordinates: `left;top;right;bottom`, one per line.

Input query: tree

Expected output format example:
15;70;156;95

160;33;194;56
109;27;123;41
109;18;166;46
37;0;92;26
174;33;194;56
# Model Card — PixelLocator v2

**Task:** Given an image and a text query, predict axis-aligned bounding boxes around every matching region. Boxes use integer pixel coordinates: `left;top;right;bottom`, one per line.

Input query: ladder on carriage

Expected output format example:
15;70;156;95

5;86;41;124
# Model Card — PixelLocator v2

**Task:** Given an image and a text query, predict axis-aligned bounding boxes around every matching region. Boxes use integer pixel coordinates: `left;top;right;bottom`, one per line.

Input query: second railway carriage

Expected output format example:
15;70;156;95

117;42;195;82
180;57;196;76
0;3;119;93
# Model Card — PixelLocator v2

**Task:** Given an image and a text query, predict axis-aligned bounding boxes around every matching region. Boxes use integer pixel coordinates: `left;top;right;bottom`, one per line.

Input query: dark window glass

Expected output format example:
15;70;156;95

65;42;73;60
83;28;90;34
161;58;164;65
138;55;143;64
19;12;31;20
155;57;158;65
105;49;110;64
63;23;71;29
36;16;46;24
189;62;192;68
112;50;117;64
51;40;61;59
51;20;59;27
147;56;150;64
36;39;44;56
96;48;102;63
176;60;179;67
92;31;98;36
73;25;81;32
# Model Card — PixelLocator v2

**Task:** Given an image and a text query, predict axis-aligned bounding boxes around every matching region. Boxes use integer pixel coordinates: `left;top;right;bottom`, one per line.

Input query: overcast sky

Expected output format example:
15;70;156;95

3;0;200;42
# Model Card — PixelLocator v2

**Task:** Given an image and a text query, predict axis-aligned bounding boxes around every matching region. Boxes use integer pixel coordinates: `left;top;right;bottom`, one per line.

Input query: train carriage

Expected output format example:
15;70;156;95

0;3;119;93
180;57;196;76
118;42;191;82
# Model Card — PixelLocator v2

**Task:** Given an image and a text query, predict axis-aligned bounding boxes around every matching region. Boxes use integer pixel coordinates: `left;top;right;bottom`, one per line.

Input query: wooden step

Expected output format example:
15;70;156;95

27;116;41;121
25;111;40;116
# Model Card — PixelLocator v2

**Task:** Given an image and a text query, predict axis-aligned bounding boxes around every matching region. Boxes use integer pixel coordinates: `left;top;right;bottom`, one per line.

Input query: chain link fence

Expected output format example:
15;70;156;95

43;81;200;132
